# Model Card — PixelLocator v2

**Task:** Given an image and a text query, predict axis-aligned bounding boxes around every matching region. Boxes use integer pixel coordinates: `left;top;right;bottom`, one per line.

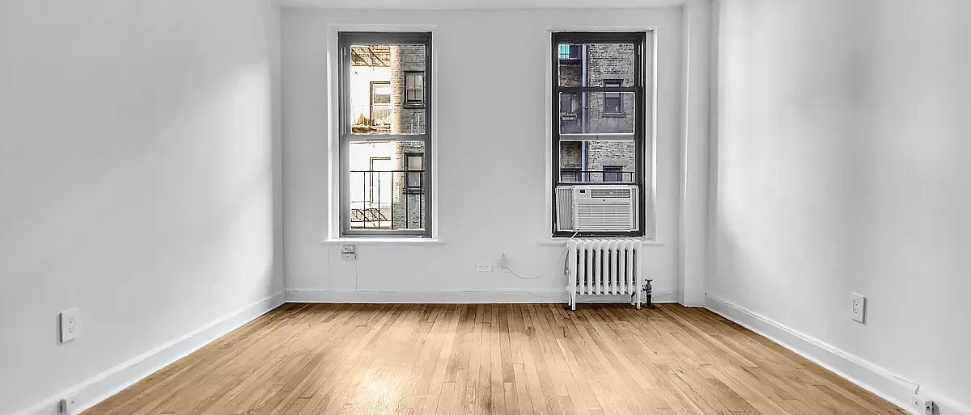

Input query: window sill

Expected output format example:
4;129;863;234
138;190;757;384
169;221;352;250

321;238;444;246
536;237;664;247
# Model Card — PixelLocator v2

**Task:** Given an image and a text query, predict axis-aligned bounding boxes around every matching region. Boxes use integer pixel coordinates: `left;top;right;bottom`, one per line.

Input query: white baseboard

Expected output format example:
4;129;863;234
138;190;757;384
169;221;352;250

705;294;969;415
14;291;286;415
286;289;680;305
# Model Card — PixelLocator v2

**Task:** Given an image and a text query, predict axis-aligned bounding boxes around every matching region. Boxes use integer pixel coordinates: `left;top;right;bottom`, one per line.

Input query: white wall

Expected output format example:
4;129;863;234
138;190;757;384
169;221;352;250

0;0;283;413
282;8;685;302
710;0;971;412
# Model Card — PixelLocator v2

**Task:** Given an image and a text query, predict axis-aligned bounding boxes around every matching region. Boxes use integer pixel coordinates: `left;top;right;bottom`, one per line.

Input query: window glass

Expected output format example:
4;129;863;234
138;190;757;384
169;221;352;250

558;92;635;135
558;140;636;184
349;44;426;135
557;43;636;87
348;141;427;231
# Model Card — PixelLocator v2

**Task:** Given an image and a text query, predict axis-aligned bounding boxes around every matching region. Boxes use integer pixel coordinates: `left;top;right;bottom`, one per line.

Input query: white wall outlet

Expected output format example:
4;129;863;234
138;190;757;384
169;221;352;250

59;308;80;343
497;254;509;273
850;293;866;324
59;393;78;414
911;396;937;415
476;261;492;272
341;244;356;260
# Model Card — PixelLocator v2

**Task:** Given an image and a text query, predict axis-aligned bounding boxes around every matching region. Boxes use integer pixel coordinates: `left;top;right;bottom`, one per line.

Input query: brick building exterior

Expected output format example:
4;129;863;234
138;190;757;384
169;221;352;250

558;43;637;183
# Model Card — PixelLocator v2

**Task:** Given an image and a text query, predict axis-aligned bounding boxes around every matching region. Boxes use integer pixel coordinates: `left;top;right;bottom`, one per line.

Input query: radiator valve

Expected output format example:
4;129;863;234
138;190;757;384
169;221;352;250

643;280;654;308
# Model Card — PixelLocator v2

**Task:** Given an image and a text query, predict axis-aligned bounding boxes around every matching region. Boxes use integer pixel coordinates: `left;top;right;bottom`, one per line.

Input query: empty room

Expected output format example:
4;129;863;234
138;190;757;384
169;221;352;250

2;0;969;414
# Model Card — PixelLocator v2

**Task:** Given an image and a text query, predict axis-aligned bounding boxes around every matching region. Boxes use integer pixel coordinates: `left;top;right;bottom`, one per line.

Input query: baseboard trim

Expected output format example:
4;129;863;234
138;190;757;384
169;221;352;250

286;289;680;305
705;294;969;415
14;291;286;415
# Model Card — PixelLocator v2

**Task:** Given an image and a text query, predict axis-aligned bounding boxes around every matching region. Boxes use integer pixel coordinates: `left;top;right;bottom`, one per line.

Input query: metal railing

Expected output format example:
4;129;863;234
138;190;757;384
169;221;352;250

349;170;426;230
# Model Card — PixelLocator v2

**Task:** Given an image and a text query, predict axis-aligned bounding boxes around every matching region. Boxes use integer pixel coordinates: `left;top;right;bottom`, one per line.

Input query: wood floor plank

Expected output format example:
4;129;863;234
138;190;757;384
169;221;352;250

81;304;906;415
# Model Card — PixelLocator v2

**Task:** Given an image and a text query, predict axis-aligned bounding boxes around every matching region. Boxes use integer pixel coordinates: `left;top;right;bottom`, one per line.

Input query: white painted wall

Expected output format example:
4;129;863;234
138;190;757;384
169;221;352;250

282;8;685;302
0;0;283;413
710;0;971;412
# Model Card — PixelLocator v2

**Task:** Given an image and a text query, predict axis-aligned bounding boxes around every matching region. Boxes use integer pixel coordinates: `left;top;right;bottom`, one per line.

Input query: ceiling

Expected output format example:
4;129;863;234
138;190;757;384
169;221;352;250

280;0;686;10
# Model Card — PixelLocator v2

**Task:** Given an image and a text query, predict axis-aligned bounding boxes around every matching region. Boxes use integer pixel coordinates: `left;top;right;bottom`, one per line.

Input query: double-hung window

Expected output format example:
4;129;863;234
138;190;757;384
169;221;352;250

552;32;646;237
339;32;432;237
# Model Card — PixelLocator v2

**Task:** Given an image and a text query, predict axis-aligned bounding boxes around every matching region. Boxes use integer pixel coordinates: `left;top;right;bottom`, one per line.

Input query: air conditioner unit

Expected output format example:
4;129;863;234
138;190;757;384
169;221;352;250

556;185;638;232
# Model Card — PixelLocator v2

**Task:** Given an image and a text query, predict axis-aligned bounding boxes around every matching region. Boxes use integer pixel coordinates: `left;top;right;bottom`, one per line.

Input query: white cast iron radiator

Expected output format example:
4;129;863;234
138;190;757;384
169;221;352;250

565;239;644;310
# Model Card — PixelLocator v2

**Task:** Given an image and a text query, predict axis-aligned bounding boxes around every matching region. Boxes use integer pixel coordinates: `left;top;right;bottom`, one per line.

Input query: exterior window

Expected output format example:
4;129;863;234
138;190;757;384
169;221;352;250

405;71;425;106
405;153;423;193
552;32;645;237
558;44;582;60
369;82;392;127
603;79;623;115
340;32;432;237
603;166;623;182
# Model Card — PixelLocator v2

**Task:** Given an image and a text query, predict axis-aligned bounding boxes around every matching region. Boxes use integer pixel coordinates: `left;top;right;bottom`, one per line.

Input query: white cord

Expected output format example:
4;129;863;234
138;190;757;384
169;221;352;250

502;231;580;280
504;248;569;279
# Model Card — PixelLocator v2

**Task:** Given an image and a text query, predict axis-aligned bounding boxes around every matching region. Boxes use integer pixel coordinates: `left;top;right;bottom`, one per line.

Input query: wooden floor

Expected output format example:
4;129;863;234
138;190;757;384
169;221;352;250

83;304;905;415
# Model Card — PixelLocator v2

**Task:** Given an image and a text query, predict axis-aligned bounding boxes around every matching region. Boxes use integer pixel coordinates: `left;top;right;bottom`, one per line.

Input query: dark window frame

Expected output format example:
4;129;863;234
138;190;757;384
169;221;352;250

551;32;646;238
404;153;424;194
339;32;432;238
404;70;425;108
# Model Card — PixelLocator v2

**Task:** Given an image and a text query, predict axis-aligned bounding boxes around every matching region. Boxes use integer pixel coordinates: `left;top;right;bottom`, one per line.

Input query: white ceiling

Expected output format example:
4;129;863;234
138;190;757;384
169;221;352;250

281;0;686;10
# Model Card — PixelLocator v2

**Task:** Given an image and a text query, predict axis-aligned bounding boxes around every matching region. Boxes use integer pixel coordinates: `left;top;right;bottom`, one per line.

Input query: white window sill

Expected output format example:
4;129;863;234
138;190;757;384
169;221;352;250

320;238;445;246
536;237;665;247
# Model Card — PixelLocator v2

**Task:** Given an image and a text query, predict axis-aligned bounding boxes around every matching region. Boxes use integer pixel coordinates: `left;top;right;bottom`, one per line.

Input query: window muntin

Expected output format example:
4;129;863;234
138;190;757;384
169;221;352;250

340;32;432;237
552;32;645;237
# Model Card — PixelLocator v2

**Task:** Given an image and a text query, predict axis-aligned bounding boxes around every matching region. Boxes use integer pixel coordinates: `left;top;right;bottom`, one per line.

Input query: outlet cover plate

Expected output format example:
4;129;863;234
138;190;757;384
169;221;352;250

850;293;866;324
476;261;492;272
60;308;80;343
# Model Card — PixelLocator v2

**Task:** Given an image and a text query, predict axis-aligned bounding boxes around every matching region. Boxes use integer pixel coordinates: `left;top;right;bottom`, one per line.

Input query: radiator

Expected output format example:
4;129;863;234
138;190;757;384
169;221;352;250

565;239;644;310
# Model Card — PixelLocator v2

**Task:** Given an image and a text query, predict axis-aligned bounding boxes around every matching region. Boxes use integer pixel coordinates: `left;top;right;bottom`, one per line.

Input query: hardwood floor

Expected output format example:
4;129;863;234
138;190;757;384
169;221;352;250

83;304;905;415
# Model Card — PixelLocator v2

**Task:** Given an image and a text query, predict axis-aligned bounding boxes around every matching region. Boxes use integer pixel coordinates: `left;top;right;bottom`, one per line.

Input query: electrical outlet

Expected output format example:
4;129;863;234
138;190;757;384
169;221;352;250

497;254;509;273
59;308;80;343
341;244;357;261
59;393;78;414
850;293;866;324
476;261;492;272
911;396;936;415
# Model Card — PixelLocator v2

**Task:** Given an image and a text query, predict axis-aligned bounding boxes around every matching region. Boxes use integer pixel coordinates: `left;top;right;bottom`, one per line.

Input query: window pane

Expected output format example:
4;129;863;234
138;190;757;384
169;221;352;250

405;72;424;105
349;44;426;135
557;43;636;87
558;92;635;136
348;141;427;230
559;140;636;183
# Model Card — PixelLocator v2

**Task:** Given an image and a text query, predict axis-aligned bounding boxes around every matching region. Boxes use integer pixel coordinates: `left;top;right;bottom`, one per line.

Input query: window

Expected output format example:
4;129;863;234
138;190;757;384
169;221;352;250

404;71;425;107
603;79;623;115
369;82;392;127
340;32;432;237
602;166;623;182
552;32;646;237
558;44;581;60
405;153;423;193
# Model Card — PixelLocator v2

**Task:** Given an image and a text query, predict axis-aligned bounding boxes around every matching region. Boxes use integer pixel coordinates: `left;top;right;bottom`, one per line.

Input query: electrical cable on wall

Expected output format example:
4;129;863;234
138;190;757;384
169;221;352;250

501;231;578;279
